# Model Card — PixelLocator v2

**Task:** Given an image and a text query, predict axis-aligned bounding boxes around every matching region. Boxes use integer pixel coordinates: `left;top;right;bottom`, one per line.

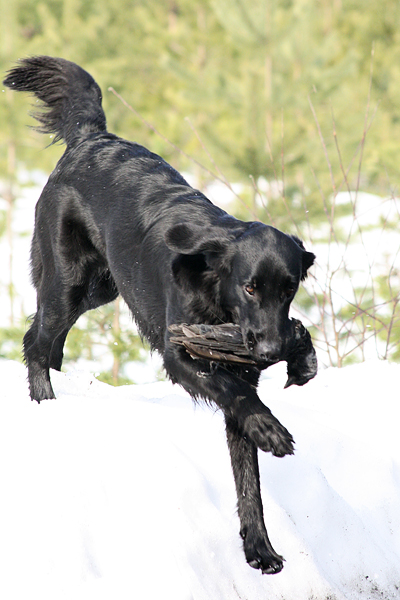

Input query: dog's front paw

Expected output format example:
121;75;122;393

241;528;284;574
242;413;294;456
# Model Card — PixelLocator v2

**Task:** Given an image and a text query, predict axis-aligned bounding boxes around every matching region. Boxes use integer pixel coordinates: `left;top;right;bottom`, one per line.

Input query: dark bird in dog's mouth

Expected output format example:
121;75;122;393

168;319;317;389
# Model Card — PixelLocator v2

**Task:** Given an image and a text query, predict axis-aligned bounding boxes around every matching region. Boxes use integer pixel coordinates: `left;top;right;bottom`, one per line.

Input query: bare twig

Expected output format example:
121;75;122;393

308;94;336;196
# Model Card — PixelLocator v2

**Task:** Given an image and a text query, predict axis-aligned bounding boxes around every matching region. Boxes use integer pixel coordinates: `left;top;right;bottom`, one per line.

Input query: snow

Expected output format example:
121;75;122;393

1;358;399;600
1;182;399;598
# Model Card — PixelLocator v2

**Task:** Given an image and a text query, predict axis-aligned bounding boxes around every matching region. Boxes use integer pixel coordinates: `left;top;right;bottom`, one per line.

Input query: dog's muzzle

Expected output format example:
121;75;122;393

245;331;283;364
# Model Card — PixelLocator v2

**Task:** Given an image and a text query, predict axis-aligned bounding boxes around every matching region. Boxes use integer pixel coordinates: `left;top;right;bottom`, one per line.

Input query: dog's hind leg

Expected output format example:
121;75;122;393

23;279;70;401
25;265;118;402
48;271;118;373
225;415;284;574
48;329;70;372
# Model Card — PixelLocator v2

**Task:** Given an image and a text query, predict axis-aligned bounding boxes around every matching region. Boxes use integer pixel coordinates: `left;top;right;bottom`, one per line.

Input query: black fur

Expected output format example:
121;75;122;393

4;56;315;575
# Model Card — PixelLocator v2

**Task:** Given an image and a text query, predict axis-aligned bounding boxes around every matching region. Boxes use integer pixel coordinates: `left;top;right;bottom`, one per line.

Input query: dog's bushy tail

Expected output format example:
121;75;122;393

3;56;107;146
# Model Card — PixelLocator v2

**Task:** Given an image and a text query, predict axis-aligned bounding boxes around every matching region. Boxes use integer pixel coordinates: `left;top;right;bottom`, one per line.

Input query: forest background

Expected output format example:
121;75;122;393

0;0;399;384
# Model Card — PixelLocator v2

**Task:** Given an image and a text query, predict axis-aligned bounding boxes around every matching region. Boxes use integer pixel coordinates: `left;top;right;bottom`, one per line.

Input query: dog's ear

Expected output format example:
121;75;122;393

165;223;222;253
301;250;315;280
290;236;316;280
165;223;234;273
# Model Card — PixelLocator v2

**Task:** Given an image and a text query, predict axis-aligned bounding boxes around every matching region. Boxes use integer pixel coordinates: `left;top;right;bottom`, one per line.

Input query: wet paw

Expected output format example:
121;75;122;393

243;413;294;456
242;529;284;574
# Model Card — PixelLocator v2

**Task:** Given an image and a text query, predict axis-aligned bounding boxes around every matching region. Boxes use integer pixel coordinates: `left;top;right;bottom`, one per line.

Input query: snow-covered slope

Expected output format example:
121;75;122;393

0;359;399;600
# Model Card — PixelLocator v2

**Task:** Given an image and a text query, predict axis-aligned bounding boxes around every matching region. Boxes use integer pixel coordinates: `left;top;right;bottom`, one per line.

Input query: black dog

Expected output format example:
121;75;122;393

4;57;315;574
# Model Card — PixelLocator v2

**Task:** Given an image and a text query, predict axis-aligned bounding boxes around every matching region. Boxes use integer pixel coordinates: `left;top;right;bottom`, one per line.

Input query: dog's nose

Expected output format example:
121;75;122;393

246;331;282;363
257;341;281;363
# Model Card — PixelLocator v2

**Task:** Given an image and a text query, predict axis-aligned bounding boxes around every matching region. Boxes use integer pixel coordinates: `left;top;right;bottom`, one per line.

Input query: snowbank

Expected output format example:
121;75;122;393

0;359;399;600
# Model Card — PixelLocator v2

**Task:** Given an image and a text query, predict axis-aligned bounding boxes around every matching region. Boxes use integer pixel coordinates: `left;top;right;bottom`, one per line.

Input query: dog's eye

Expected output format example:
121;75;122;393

285;287;295;299
245;284;255;296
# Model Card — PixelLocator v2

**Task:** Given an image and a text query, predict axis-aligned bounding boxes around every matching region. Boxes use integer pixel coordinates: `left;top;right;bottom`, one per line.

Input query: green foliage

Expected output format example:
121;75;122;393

0;209;6;237
375;271;400;361
0;323;25;361
95;371;135;387
1;0;400;199
0;302;146;384
64;301;145;385
1;0;399;370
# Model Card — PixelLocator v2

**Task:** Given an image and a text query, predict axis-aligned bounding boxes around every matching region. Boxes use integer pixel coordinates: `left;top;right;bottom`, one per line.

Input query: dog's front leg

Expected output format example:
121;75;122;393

164;345;294;457
225;415;284;574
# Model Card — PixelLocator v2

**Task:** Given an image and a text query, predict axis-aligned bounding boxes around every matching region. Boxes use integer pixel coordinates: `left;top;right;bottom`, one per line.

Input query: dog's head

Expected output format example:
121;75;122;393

165;222;315;364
